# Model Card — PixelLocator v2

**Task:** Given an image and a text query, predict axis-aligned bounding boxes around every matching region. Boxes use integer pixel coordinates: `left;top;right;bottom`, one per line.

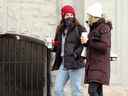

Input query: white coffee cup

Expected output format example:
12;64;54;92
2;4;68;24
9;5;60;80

81;32;88;57
81;32;88;38
46;37;53;49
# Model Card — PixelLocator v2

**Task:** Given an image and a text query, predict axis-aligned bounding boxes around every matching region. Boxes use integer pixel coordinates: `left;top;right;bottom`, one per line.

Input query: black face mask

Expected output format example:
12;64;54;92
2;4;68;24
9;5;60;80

64;17;74;28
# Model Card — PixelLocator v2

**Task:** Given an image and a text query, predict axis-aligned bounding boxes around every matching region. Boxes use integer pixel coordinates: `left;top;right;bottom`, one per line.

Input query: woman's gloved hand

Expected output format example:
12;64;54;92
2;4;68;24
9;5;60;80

92;31;101;41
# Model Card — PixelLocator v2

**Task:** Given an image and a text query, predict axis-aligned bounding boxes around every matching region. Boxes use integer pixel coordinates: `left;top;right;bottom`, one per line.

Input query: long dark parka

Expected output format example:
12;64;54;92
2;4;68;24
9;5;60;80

52;17;86;70
84;18;112;85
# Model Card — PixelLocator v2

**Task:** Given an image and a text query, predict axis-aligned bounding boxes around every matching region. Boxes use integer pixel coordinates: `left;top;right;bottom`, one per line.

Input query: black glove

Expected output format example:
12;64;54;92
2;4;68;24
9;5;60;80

92;31;101;41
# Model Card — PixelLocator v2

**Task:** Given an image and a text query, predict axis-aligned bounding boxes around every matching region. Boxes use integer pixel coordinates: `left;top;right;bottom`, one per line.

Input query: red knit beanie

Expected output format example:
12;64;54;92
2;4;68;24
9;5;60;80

61;5;75;17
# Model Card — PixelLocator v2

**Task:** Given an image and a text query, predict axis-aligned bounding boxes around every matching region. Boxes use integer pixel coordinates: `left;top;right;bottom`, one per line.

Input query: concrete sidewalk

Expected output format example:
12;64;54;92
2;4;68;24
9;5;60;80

51;71;128;96
51;84;128;96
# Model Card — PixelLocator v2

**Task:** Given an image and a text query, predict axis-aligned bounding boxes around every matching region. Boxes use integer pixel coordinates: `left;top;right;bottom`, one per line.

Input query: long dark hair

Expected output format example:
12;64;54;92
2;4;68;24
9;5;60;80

56;17;83;34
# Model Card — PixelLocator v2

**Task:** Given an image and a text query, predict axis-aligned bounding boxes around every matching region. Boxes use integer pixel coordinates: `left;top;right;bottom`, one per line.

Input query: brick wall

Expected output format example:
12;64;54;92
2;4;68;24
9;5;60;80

0;0;57;40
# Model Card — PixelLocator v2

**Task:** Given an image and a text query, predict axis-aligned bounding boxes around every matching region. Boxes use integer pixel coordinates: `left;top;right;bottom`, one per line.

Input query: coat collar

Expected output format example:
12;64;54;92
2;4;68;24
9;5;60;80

90;18;112;30
90;18;105;29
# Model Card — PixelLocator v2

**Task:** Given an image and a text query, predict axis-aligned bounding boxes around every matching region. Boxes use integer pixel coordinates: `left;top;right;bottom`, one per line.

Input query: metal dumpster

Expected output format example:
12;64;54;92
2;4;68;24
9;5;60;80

0;33;51;96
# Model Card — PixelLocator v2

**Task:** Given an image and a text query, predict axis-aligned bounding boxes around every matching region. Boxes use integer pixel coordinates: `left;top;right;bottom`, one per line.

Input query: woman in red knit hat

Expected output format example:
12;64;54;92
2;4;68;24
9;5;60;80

52;5;87;96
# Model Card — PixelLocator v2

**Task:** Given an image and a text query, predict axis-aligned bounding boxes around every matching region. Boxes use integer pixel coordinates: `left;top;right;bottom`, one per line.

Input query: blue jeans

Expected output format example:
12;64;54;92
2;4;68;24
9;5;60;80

55;64;83;96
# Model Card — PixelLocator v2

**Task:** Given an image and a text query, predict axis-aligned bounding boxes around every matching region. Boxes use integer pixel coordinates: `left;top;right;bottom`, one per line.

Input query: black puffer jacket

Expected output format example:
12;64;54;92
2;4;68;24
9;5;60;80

52;25;86;70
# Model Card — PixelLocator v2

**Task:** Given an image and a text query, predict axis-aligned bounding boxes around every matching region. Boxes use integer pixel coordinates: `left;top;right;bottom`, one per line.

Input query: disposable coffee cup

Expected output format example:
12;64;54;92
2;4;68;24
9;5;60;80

46;37;53;49
81;32;88;57
81;32;88;38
